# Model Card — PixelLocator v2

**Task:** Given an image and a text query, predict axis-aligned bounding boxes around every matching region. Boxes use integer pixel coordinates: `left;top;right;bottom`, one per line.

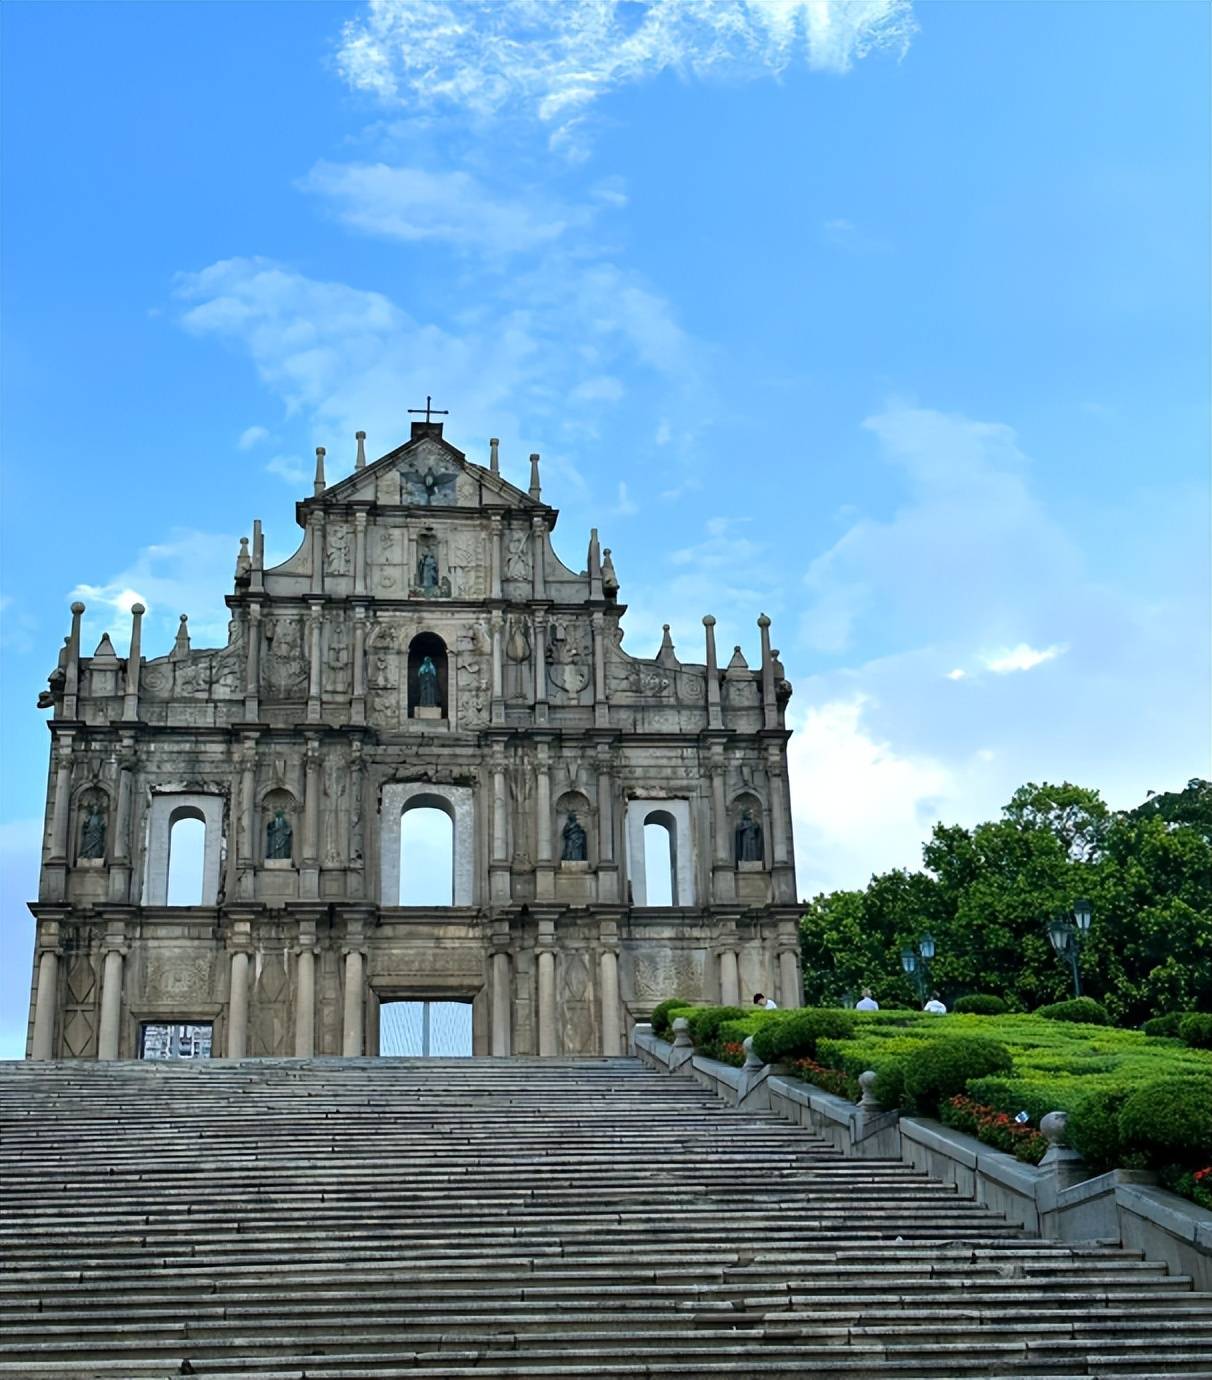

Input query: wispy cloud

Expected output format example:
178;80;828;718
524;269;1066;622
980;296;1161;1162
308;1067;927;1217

265;454;310;485
337;0;916;156
982;642;1067;673
613;480;638;516
238;425;270;450
299;160;575;256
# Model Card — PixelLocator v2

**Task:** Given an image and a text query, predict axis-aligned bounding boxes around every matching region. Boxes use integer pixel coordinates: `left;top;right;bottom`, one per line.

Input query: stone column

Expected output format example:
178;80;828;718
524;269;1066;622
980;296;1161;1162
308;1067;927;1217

490;612;504;723
533;613;548;724
227;950;250;1058
62;601;84;720
108;749;135;903
97;938;126;1060
30;930;60;1060
765;744;795;903
48;738;74;864
719;947;740;1007
302;740;321;899
244;603;262;720
591;612;608;728
535;746;553;900
353;510;368;596
342;947;365;1056
531;516;547;601
779;946;801;1010
309;512;325;595
351;606;367;725
758;613;777;731
491;947;512;1057
537;950;557;1056
489;514;503;599
595;744;618;902
238;741;256;875
598;918;621;1055
306;603;323;722
295;915;318;1057
121;602;145;722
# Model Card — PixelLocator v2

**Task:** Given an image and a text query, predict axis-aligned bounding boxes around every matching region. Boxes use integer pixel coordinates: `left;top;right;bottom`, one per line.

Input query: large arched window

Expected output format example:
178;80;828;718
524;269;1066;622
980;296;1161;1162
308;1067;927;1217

400;803;454;905
407;631;448;718
643;810;678;906
166;807;206;906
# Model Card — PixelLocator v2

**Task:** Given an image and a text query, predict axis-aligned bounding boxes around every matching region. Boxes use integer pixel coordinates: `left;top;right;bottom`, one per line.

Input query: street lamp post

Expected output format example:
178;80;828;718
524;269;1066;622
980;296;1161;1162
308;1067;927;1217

901;933;936;1004
1046;899;1093;998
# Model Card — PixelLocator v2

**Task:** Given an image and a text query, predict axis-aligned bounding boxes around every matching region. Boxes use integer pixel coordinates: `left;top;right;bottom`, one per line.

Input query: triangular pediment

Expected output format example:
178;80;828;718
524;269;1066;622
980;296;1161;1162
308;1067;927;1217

318;429;543;514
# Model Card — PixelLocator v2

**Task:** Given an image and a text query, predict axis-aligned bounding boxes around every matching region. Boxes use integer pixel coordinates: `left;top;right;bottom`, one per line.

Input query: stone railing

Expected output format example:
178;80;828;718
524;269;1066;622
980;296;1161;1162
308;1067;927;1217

632;1020;1212;1290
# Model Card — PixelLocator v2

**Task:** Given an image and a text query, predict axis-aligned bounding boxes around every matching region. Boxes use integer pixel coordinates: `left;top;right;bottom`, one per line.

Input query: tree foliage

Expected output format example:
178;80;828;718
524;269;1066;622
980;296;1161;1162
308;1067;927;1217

800;780;1212;1024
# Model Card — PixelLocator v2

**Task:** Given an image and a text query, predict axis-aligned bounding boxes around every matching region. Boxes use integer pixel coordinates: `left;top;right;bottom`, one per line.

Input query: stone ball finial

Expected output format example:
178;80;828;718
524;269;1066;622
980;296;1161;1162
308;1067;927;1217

71;601;85;615
356;430;366;440
858;1069;881;1110
757;613;771;628
316;446;326;456
131;603;146;616
490;436;499;445
1040;1110;1069;1147
179;614;188;624
703;614;715;626
663;623;670;632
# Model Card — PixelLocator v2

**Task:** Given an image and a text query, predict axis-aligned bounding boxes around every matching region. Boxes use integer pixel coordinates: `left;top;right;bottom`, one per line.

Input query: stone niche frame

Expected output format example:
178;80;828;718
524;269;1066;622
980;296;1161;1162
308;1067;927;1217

625;798;695;907
380;782;475;906
142;792;225;906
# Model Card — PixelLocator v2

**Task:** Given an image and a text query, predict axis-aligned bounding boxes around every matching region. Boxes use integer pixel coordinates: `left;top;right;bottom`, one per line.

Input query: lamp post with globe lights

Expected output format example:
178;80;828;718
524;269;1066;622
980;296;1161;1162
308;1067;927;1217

900;933;936;1005
1046;898;1093;997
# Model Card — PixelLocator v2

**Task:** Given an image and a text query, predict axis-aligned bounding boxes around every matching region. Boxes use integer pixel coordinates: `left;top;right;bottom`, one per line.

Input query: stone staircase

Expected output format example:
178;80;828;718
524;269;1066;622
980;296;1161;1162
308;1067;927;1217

1;1056;1209;1379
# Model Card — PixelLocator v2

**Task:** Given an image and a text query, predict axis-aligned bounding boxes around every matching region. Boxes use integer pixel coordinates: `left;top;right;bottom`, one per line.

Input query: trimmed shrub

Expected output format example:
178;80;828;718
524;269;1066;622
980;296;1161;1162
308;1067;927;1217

901;1037;1013;1116
650;998;693;1038
1178;1013;1212;1049
1034;997;1109;1026
1118;1077;1212;1167
871;1059;908;1109
750;1008;856;1064
1142;1012;1192;1039
952;994;1009;1016
684;1005;748;1056
1067;1087;1131;1173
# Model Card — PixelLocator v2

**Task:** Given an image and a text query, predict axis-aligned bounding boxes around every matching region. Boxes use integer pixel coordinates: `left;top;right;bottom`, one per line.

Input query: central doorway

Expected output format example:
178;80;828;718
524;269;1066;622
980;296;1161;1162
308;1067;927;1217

379;999;473;1057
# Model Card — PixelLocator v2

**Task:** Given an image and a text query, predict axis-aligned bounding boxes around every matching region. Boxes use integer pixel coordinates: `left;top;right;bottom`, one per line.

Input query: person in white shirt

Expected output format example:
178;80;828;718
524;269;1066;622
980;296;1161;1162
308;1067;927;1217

855;988;879;1011
923;993;947;1015
753;993;778;1009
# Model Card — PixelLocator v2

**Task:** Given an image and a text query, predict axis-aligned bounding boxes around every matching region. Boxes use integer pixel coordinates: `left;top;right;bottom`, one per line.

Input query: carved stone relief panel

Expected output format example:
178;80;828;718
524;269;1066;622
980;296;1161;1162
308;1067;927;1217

325;525;353;576
374;526;405;593
323;617;352;696
546;619;591;703
455;622;491;728
366;623;403;729
448;531;486;599
262;617;309;700
504;529;531;583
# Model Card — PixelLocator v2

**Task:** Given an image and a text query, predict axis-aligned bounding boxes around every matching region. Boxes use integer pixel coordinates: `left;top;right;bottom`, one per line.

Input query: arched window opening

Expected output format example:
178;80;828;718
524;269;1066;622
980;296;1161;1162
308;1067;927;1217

380;1000;472;1056
166;811;206;906
643;811;677;906
407;631;449;718
400;804;454;906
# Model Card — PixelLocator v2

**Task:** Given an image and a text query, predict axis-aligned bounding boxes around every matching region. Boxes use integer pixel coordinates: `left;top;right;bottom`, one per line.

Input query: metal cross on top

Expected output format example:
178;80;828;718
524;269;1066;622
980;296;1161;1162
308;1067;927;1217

408;395;449;424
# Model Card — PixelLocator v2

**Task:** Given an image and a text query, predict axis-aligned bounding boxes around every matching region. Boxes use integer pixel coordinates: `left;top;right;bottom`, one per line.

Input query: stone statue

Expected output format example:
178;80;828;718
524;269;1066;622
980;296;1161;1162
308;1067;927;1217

561;812;588;862
417;655;439;708
735;808;763;863
80;803;106;859
417;550;439;590
266;809;292;860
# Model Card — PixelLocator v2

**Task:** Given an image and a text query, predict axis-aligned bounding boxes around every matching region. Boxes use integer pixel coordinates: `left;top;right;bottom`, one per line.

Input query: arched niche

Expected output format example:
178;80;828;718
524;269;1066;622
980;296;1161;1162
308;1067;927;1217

380;782;474;906
261;787;298;865
407;631;448;719
555;790;593;865
143;792;225;906
625;798;695;906
74;784;110;864
731;790;767;867
399;799;455;904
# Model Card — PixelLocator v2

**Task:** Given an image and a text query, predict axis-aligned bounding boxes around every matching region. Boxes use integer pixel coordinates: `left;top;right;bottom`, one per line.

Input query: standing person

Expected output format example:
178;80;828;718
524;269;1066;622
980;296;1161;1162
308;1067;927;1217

923;993;947;1014
855;988;879;1011
753;993;778;1010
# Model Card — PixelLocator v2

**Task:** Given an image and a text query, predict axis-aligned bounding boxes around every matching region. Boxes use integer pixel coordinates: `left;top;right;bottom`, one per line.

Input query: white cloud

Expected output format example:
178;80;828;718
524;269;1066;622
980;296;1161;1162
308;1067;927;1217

789;695;957;894
571;376;625;403
265;454;311;486
982;642;1067;674
238;425;270;450
337;0;916;154
614;481;638;516
945;668;967;680
68;529;241;653
299;160;574;256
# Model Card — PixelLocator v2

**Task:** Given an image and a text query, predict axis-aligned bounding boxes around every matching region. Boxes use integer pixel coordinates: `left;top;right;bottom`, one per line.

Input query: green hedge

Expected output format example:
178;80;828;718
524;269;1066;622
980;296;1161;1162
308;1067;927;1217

1034;996;1109;1025
952;994;1009;1016
650;998;693;1038
750;1009;857;1064
1141;1012;1195;1039
1119;1077;1212;1165
1178;1013;1212;1049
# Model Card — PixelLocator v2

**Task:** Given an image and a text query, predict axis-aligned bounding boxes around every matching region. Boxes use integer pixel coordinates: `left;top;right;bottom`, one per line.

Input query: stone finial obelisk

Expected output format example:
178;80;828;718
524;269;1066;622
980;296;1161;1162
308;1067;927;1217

355;431;366;471
528;452;541;500
758;613;777;729
489;437;500;475
703;615;722;728
63;601;85;719
314;446;327;497
122;602;145;722
588;528;602;600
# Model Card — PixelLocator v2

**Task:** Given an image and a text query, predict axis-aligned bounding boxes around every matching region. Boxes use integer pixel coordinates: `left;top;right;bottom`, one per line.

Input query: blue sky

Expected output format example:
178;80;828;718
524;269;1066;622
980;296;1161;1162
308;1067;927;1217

1;1;1208;1055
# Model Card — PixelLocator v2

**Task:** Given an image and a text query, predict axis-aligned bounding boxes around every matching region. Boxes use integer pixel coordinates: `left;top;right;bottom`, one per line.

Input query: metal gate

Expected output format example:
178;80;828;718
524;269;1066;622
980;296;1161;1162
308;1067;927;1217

379;1001;472;1057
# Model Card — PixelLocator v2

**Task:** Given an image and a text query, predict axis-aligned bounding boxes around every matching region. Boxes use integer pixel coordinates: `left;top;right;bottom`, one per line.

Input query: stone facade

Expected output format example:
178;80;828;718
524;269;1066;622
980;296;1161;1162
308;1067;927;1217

26;422;801;1059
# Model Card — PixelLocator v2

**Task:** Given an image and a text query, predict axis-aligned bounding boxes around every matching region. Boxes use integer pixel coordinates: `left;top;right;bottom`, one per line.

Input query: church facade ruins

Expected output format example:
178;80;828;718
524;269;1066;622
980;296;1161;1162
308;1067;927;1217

26;419;802;1059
